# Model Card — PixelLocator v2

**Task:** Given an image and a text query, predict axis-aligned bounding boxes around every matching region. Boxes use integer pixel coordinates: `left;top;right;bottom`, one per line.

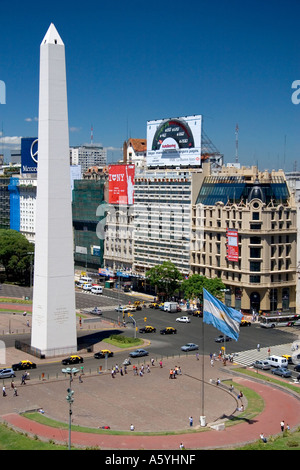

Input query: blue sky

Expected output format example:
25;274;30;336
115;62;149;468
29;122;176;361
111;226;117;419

0;0;299;170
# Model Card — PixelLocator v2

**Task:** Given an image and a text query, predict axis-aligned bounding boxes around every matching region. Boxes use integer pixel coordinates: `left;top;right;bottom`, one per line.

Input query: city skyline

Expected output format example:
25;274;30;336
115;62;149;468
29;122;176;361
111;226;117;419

0;0;299;171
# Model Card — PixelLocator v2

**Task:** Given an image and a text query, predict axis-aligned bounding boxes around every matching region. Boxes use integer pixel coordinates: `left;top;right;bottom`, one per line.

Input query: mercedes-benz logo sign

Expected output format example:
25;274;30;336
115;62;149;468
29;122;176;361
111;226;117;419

30;139;38;163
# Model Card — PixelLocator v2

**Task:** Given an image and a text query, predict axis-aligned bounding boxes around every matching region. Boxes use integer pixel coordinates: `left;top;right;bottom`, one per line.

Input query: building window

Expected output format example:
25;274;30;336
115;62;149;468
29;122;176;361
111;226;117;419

250;247;261;258
250;275;260;283
252;212;260;220
250;261;261;272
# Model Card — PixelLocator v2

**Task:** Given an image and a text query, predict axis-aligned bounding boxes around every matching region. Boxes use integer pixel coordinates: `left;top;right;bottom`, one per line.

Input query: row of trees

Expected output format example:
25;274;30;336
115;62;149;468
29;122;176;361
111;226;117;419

0;229;34;286
145;260;225;303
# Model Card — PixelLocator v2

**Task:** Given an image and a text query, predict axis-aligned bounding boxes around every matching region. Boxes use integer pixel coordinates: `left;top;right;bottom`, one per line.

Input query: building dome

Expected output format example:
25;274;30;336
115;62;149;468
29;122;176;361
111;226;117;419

248;179;265;203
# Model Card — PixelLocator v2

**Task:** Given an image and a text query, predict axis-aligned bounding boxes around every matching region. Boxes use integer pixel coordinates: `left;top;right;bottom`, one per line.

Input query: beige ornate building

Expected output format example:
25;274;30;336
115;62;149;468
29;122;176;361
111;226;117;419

191;165;297;314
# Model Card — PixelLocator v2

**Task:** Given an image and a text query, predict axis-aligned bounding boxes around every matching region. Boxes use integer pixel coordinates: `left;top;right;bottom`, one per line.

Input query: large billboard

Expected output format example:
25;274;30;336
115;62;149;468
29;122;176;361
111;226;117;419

108;164;135;205
226;229;239;262
21;137;38;174
147;115;202;168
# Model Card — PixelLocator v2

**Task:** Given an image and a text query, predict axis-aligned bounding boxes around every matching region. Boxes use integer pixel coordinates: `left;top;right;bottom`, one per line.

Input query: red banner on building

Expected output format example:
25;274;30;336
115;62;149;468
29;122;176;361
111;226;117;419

226;229;239;262
108;164;135;205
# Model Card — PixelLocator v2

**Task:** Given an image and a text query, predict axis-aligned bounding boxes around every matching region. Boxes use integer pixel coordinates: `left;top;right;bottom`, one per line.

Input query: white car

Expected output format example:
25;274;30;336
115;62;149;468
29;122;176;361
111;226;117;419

176;316;190;323
82;283;92;291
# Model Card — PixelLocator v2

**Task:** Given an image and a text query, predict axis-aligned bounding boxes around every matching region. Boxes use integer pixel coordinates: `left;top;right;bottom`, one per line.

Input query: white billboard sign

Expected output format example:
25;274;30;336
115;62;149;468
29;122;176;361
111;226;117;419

147;115;202;168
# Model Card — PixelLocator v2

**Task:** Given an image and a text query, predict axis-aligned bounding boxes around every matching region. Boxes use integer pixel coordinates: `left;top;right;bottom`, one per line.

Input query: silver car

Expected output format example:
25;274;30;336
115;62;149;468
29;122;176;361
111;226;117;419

0;368;16;379
252;360;271;370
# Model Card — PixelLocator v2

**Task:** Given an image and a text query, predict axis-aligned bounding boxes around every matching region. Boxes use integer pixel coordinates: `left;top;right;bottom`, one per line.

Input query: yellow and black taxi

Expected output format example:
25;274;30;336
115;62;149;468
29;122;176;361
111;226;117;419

61;355;84;365
160;327;177;335
240;319;252;327
139;325;156;333
94;349;114;359
282;354;293;364
12;360;37;371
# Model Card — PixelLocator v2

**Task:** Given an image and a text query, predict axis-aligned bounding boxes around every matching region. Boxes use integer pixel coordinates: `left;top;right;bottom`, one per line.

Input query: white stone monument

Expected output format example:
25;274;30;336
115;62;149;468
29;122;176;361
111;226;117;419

31;24;77;356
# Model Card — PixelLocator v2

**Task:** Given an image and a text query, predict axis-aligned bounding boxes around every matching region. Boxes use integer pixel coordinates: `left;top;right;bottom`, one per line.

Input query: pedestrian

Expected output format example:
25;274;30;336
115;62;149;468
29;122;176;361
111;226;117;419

286;424;290;431
120;367;123;376
196;353;199;360
146;365;150;373
267;347;271;355
2;386;7;397
21;375;26;385
124;365;127;374
260;432;267;443
216;378;220;386
10;380;15;390
159;360;163;368
79;374;83;383
210;359;214;367
179;442;185;450
257;343;260;352
280;420;285;432
130;424;135;431
13;387;18;397
111;369;115;378
151;358;154;366
189;416;193;427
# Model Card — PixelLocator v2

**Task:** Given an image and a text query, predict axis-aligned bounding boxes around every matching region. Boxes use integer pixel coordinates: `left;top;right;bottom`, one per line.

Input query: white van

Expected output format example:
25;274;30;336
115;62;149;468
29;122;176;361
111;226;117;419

266;355;288;368
79;276;93;283
91;285;103;295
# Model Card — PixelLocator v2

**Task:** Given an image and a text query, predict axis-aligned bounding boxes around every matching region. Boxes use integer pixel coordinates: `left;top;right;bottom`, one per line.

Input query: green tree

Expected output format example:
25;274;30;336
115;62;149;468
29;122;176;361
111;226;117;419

145;261;183;300
181;274;225;305
0;229;34;285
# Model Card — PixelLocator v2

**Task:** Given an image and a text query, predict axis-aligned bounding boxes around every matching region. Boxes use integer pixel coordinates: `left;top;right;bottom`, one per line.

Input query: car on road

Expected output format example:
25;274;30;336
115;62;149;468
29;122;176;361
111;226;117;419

61;355;84;365
139;325;156;333
12;360;37;371
90;307;102;315
160;327;177;335
252;360;271;370
129;349;149;358
0;368;16;378
214;335;232;343
176;316;190;323
271;367;292;378
181;343;199;352
294;364;300;372
115;305;127;312
240;319;251;327
82;283;93;291
94;349;114;359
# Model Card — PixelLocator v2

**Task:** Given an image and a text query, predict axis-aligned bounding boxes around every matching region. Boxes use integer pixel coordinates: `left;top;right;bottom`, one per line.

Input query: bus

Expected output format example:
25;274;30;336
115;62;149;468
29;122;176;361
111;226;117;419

259;313;300;328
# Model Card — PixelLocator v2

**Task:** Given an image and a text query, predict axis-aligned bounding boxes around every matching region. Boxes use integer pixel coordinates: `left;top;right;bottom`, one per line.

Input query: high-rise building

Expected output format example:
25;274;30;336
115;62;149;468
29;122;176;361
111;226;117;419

70;144;107;175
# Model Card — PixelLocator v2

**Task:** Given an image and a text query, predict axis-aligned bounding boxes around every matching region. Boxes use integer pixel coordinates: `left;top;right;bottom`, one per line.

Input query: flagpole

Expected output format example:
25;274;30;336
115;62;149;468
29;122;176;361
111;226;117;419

201;314;205;418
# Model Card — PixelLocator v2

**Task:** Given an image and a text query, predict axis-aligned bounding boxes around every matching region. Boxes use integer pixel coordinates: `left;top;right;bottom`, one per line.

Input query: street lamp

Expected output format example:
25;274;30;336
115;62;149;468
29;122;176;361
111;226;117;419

62;367;79;450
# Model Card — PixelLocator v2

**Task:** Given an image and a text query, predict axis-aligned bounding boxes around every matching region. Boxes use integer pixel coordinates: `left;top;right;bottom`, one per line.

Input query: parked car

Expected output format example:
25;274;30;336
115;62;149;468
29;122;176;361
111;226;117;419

0;368;16;378
61;355;84;365
160;327;177;335
94;349;114;359
12;360;37;371
176;316;190;323
271;367;292;378
252;360;271;370
139;325;156;333
181;343;199;352
214;335;232;343
240;319;251;326
129;349;149;358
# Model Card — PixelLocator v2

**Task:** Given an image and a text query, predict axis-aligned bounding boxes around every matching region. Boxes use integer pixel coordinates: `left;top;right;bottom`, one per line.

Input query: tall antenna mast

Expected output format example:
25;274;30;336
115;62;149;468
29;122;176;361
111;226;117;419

235;123;239;163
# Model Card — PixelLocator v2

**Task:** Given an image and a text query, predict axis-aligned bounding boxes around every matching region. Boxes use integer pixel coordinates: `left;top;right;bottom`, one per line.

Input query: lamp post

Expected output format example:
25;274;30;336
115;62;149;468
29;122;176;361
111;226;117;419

62;367;79;450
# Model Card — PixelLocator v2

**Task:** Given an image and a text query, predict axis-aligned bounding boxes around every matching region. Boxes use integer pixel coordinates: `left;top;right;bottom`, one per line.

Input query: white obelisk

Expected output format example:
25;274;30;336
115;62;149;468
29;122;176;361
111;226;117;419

31;24;77;356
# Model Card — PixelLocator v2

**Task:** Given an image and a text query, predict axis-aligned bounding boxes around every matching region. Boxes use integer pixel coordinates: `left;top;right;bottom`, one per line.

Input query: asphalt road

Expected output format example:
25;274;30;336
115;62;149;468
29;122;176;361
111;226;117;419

1;283;299;382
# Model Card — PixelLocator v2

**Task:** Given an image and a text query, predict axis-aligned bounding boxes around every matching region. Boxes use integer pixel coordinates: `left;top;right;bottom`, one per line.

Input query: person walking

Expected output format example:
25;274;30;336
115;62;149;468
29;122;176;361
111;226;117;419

280;420;285;432
13;387;18;396
257;343;260;352
2;386;7;397
189;416;193;427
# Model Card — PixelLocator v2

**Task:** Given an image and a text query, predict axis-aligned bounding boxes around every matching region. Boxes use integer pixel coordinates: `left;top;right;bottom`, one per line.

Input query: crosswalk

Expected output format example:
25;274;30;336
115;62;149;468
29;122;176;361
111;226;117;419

232;343;294;367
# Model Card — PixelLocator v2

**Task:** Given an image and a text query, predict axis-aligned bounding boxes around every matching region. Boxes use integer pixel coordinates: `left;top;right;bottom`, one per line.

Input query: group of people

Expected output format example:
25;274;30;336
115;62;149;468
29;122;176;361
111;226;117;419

3;381;18;397
169;366;182;379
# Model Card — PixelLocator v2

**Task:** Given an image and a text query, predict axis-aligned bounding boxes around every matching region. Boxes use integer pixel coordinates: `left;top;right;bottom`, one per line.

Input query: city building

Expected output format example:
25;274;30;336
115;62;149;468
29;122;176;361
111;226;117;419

124;138;147;168
192;165;297;314
132;165;210;276
72;179;106;271
70;144;107;175
0;177;10;229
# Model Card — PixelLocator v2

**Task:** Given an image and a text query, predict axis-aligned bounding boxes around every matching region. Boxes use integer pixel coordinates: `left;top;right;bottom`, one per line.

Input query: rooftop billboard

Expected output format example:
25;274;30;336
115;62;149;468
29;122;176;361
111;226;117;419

147;115;202;168
21;137;38;174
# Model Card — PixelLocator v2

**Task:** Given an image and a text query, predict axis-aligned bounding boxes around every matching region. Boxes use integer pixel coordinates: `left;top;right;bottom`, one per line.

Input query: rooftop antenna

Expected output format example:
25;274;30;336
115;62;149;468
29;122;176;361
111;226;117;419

235;123;239;163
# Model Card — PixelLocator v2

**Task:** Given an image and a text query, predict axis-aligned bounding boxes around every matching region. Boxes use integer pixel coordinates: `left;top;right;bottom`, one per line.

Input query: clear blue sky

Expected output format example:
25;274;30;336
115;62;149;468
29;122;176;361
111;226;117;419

0;0;299;170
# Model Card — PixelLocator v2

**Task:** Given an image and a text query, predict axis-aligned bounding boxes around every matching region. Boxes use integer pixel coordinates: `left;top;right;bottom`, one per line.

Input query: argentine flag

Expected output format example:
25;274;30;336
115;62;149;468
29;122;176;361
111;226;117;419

203;288;243;341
